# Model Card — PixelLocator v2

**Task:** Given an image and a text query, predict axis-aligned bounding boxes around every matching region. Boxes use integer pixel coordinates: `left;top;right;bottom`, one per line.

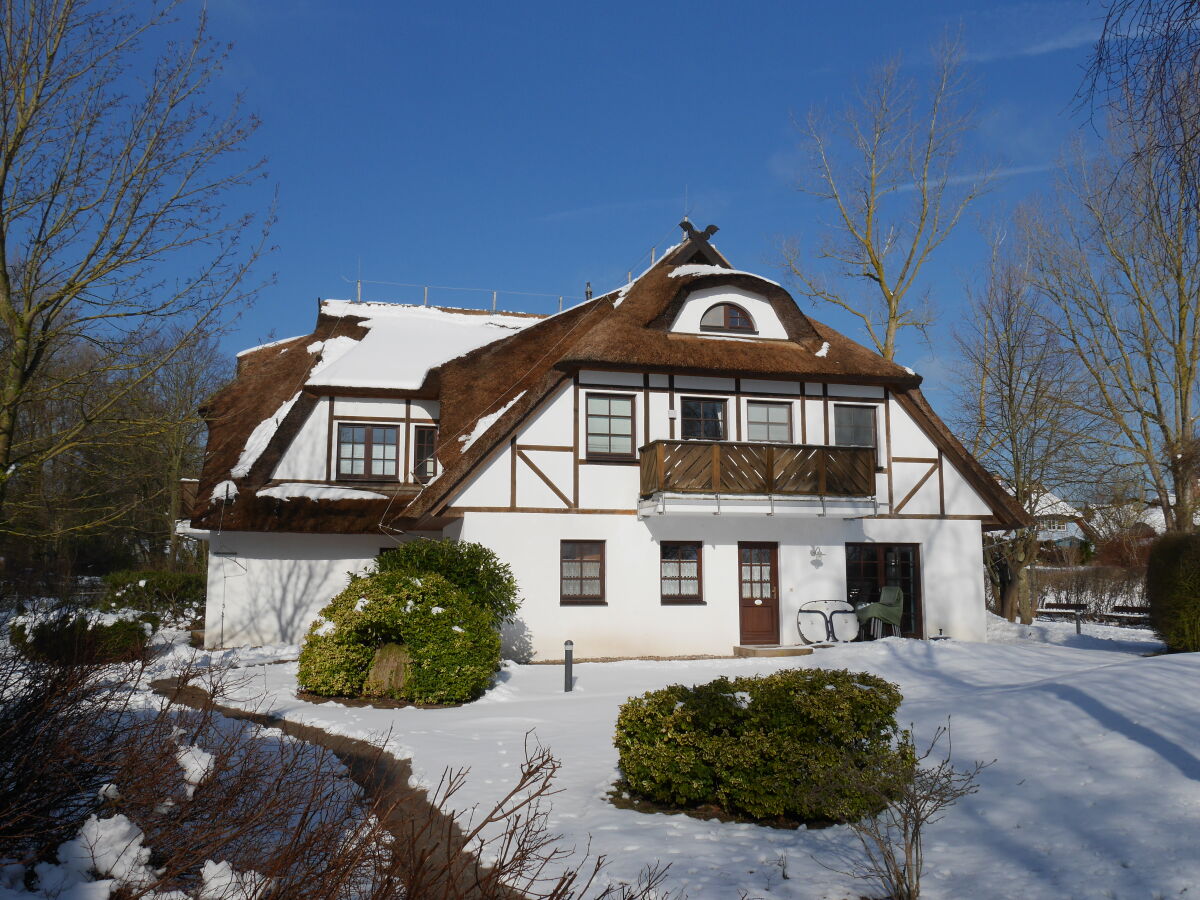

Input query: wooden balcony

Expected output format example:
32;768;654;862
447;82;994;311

639;440;876;498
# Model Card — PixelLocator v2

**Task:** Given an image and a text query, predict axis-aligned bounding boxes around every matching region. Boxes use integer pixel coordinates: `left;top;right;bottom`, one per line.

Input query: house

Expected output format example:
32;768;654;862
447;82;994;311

188;223;1028;659
1032;491;1088;562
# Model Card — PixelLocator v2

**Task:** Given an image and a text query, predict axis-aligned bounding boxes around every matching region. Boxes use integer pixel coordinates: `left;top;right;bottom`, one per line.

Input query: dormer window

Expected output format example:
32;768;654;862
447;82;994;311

699;303;756;334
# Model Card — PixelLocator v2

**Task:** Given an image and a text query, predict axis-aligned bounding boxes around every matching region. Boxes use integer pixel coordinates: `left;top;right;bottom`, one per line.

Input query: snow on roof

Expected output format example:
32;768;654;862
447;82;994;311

257;483;387;501
209;479;238;503
235;335;302;358
668;264;782;287
306;302;539;390
458;391;525;451
306;335;359;381
231;395;298;479
1033;491;1081;518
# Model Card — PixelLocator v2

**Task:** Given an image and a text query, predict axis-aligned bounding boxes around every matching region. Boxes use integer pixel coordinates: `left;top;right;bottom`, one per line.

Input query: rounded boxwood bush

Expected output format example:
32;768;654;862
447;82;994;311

297;571;501;704
375;539;518;628
1146;533;1200;651
10;608;159;665
614;668;910;822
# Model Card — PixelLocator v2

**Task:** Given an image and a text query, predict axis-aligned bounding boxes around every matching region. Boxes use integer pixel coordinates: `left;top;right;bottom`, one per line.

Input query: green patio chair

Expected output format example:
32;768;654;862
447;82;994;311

855;586;904;638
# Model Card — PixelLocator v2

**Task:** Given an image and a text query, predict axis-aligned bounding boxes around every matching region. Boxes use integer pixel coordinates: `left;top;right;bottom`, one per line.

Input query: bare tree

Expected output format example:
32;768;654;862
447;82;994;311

1025;91;1200;534
830;724;990;900
1084;0;1200;211
0;0;267;529
782;35;987;360
953;236;1096;621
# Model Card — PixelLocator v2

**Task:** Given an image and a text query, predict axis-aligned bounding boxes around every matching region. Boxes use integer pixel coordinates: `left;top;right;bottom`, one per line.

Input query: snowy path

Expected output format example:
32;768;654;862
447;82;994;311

214;619;1200;899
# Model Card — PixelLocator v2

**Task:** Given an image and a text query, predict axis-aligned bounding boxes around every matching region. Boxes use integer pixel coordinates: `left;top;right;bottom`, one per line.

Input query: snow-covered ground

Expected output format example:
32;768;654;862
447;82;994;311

205;617;1200;900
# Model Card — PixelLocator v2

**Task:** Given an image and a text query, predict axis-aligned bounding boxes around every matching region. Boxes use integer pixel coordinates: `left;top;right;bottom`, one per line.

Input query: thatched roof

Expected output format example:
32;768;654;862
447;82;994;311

193;224;1027;534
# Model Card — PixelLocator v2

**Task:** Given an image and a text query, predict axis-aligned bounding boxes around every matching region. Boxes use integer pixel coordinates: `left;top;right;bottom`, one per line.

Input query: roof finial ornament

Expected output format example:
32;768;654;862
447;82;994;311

679;219;719;242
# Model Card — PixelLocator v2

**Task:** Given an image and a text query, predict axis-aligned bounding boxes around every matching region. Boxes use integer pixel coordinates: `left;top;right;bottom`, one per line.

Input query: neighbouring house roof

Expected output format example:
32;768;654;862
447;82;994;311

192;224;1029;534
1032;491;1082;520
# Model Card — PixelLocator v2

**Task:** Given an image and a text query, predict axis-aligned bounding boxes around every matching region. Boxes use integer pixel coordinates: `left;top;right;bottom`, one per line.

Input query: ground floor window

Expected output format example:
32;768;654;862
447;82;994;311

845;542;922;636
560;540;605;604
660;541;703;604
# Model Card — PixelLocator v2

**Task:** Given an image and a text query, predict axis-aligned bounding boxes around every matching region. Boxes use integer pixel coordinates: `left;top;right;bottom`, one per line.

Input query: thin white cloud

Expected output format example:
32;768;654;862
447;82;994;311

892;162;1055;194
968;20;1101;63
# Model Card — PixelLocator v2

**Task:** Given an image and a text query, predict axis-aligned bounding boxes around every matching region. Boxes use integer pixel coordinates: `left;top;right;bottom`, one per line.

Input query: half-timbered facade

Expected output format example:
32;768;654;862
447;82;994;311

189;223;1027;658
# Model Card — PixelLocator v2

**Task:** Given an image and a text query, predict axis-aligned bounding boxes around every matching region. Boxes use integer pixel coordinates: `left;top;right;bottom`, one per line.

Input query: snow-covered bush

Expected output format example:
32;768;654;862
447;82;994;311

1146;533;1200;651
614;668;910;822
102;570;206;626
9;605;158;665
375;538;519;629
297;571;500;704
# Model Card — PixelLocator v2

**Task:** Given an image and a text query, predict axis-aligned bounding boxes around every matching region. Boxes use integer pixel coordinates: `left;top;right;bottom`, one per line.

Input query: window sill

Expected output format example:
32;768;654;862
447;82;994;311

661;598;706;606
582;457;639;466
559;599;607;606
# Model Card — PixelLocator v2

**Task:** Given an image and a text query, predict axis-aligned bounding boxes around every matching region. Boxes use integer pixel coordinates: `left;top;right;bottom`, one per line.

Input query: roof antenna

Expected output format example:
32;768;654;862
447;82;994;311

585;281;593;301
356;258;362;304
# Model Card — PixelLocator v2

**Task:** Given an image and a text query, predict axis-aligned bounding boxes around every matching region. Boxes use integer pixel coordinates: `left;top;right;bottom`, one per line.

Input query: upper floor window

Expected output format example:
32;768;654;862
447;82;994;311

681;398;726;440
337;424;398;479
586;393;635;458
833;404;876;448
413;425;437;483
699;302;756;334
746;401;792;443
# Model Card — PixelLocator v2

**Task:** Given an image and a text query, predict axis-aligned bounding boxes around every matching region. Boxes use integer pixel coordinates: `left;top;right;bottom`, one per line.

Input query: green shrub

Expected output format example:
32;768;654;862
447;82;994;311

101;571;205;625
297;571;501;704
375;539;518;628
1146;533;1200;652
614;668;911;822
10;609;159;665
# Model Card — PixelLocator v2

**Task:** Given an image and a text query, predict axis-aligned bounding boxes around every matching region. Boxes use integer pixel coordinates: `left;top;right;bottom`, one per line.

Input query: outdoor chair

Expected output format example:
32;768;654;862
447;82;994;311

797;599;860;644
855;586;904;639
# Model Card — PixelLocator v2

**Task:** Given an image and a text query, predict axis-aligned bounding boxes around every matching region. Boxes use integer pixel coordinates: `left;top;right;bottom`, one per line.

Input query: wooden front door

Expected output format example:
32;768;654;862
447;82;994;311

738;542;779;644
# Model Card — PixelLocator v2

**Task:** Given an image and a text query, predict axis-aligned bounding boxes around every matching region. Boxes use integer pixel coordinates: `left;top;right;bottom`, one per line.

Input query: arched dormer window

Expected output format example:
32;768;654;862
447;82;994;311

699;303;756;334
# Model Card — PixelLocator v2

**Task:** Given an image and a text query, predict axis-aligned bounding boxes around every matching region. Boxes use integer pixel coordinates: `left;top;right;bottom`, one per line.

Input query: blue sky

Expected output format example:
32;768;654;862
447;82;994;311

203;0;1102;405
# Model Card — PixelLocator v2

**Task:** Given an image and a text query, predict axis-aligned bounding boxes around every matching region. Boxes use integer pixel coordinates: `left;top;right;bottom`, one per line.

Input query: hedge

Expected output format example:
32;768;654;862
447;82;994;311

10;608;159;665
101;571;205;625
1146;533;1200;652
297;571;501;704
614;668;911;822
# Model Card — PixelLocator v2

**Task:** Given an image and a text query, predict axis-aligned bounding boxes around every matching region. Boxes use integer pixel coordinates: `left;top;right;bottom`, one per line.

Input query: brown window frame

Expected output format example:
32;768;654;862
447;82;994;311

833;403;877;448
680;397;728;441
660;541;704;605
699;302;756;334
560;540;606;605
412;425;438;483
745;401;793;444
336;422;400;481
584;392;637;460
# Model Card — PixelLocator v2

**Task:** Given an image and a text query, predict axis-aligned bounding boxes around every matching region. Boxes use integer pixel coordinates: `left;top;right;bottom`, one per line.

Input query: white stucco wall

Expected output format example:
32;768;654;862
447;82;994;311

453;511;986;660
203;531;424;648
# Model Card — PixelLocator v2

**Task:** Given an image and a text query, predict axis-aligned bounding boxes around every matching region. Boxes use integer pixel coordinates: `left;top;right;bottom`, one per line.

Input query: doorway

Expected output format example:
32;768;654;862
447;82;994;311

738;542;779;644
845;543;923;637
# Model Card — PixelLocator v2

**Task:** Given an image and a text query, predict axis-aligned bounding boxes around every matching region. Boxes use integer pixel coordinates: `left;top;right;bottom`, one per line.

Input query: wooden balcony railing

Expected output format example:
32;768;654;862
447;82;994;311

639;440;876;498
